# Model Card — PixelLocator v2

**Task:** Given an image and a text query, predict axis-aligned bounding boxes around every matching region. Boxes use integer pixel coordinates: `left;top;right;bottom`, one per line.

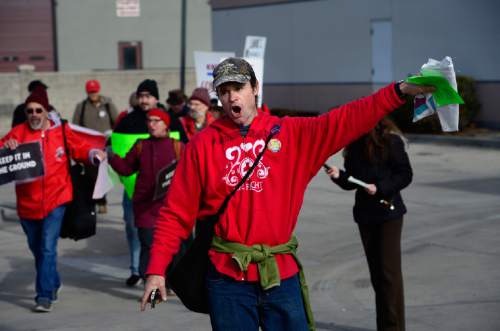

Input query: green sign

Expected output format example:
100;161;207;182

111;132;149;199
406;71;464;107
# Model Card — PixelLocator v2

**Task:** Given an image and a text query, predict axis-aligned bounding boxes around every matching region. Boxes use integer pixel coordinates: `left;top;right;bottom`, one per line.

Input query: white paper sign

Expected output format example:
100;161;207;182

244;57;264;107
194;51;236;99
92;160;114;199
347;176;370;189
413;56;459;132
244;36;267;59
116;0;140;17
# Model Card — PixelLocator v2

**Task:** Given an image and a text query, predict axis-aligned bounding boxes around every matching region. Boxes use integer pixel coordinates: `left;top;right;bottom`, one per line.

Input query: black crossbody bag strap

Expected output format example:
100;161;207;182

167;124;281;314
61;120;71;170
214;124;281;219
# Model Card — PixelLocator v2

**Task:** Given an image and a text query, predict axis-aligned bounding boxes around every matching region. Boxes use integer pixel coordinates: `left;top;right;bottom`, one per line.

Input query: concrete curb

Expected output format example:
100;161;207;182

407;133;500;149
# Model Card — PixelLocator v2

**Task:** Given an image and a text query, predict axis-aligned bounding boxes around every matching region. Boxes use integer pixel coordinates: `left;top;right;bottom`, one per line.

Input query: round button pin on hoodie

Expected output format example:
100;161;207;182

267;138;282;152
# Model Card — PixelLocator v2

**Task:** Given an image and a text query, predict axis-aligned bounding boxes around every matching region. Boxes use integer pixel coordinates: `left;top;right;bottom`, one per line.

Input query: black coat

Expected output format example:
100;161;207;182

332;134;412;224
113;104;188;143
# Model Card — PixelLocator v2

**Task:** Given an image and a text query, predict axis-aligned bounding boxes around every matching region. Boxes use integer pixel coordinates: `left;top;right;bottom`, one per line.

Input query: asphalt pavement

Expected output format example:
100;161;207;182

0;139;499;331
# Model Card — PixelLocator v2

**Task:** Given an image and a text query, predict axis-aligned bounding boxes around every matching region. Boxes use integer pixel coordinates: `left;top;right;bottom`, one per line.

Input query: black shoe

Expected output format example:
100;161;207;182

126;274;141;287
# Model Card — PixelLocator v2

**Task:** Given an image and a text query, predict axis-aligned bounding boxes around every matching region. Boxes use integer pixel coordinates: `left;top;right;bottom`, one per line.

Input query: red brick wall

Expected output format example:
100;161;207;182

0;0;55;72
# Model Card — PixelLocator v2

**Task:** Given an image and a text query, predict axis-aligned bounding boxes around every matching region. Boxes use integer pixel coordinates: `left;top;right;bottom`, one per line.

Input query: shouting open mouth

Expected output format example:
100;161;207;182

231;106;241;114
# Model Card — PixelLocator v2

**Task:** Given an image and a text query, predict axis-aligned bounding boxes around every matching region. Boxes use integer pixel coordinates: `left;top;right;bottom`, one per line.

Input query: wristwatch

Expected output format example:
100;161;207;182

394;80;405;98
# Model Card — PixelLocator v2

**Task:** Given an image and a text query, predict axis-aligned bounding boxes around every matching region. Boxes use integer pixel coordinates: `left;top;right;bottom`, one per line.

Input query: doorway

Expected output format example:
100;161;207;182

118;41;142;70
371;20;392;84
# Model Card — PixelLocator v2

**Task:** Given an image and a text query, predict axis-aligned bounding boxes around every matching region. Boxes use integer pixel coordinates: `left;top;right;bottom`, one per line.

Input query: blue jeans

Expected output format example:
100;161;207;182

122;192;140;275
206;263;309;331
20;205;65;304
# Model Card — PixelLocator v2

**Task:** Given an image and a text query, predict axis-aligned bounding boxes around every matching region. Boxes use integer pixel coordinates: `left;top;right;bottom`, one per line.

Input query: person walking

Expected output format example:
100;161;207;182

140;58;433;331
325;117;412;331
112;79;186;287
180;87;216;140
73;79;118;135
166;89;189;118
1;86;105;312
72;79;119;214
109;109;181;281
11;80;56;128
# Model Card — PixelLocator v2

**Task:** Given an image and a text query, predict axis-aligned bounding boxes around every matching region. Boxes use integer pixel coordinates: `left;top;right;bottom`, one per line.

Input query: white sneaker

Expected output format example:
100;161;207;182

52;284;63;303
33;302;52;313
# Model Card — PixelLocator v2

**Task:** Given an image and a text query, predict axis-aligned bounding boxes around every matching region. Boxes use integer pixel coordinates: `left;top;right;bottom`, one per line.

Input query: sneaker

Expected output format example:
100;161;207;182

126;274;141;287
33;301;52;313
97;204;107;214
52;285;63;303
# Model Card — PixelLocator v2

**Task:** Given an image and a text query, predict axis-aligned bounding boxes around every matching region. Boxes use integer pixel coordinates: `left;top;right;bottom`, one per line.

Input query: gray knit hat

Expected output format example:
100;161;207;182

212;57;256;89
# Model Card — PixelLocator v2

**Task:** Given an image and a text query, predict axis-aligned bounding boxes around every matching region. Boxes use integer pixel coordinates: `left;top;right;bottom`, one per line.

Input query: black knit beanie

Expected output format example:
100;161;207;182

136;79;159;100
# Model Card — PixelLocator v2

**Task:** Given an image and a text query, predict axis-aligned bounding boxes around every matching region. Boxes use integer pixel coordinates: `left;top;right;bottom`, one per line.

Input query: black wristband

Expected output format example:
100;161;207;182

394;80;405;99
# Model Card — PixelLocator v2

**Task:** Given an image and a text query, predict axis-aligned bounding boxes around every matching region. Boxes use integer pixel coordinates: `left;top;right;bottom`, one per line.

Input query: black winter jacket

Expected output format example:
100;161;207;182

332;134;412;224
113;104;188;143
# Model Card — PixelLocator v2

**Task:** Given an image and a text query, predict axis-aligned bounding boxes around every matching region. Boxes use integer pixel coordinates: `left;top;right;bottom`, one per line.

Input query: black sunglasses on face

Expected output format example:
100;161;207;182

26;107;44;114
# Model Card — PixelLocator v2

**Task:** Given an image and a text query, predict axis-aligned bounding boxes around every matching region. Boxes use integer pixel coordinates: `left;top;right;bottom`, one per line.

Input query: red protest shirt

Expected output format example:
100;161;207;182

0;122;93;220
147;84;404;281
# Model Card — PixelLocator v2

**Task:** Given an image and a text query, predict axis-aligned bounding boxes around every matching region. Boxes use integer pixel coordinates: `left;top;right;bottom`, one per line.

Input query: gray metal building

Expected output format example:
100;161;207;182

57;0;212;71
211;0;500;128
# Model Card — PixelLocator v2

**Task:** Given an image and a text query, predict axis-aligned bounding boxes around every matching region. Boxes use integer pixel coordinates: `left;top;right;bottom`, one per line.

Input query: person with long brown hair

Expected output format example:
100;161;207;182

325;117;412;331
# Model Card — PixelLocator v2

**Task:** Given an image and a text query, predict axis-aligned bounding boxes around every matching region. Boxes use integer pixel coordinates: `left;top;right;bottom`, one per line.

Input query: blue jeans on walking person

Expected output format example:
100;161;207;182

206;263;309;331
122;191;140;276
20;205;65;304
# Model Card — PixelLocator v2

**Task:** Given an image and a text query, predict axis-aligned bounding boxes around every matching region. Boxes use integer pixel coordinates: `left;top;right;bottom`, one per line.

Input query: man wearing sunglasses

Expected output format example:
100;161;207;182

11;80;57;128
1;86;105;313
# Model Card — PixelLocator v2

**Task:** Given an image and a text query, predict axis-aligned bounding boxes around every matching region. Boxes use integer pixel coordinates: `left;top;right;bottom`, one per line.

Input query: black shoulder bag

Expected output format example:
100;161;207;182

59;120;97;241
168;124;281;314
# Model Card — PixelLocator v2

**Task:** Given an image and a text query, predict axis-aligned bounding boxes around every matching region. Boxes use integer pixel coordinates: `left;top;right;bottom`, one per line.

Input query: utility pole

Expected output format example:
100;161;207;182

180;0;187;91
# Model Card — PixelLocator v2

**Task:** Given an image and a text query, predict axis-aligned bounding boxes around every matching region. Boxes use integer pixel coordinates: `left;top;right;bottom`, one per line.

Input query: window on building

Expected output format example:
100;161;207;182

29;55;46;61
118;41;142;70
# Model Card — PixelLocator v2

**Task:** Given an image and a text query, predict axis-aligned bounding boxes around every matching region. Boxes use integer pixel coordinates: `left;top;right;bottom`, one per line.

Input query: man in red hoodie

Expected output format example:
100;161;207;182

1;87;105;313
140;58;433;330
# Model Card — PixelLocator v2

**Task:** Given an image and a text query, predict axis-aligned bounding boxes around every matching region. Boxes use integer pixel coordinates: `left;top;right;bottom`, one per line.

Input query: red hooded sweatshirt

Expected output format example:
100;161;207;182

147;84;404;281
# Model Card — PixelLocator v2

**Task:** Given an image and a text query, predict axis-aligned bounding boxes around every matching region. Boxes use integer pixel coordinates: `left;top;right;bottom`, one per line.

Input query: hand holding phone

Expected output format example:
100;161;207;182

150;289;162;309
140;274;166;312
324;164;340;179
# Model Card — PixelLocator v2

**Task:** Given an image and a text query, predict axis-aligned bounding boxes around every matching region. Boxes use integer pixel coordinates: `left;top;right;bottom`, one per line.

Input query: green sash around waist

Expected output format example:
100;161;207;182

211;235;316;331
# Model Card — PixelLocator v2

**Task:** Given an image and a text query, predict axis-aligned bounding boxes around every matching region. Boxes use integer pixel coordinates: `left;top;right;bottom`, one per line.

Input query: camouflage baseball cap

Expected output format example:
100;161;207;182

212;57;256;89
